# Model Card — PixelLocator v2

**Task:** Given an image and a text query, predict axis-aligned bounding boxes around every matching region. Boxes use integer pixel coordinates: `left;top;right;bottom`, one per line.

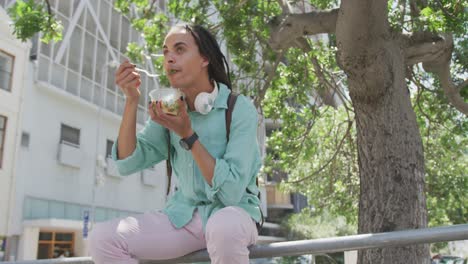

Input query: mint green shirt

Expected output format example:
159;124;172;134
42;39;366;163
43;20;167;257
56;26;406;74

111;83;262;229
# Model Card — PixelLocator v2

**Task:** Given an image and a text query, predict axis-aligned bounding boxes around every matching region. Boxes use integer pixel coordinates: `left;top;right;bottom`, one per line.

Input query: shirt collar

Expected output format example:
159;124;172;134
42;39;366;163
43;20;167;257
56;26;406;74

213;82;230;110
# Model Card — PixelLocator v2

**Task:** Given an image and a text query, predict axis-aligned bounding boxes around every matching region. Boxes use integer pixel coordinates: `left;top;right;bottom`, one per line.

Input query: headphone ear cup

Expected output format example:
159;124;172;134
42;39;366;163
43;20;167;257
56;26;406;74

194;92;212;115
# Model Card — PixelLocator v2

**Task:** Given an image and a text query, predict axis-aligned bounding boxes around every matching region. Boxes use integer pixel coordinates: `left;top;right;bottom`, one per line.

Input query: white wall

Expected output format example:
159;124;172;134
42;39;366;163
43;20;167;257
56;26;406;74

17;227;39;260
11;79;167;228
0;7;30;237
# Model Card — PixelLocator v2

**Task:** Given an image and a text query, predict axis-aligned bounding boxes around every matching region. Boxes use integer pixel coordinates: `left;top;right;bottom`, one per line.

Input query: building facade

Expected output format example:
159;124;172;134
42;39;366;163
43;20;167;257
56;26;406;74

0;0;169;260
0;0;272;260
0;5;31;261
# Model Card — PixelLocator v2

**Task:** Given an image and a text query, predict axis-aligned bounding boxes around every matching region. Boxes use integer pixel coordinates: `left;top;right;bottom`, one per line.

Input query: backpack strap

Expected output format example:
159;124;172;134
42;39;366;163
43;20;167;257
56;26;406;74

225;92;238;141
225;93;264;231
166;130;172;196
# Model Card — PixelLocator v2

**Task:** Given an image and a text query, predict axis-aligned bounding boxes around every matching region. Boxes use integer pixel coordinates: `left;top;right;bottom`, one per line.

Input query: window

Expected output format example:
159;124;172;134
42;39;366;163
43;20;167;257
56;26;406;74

0;50;14;92
21;132;30;148
60;124;80;146
37;231;74;259
0;115;6;168
0;236;6;259
106;139;114;158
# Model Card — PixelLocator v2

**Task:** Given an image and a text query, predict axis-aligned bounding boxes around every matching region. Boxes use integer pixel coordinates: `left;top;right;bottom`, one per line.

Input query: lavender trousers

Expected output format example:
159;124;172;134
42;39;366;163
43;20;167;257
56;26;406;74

88;206;258;264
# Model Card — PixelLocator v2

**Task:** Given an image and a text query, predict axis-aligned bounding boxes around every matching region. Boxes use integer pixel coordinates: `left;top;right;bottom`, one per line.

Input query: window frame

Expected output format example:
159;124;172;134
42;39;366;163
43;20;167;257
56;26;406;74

106;139;114;158
0;115;7;169
0;49;15;92
37;231;74;259
60;124;80;147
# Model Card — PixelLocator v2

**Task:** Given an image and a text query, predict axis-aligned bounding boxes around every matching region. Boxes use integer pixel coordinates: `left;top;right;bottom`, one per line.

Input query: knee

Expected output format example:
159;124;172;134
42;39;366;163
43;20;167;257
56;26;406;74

88;218;127;258
205;207;249;249
88;222;112;256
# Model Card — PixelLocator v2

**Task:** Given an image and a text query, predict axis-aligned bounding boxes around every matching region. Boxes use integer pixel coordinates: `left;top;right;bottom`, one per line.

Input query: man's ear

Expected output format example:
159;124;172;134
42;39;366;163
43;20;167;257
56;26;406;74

201;56;209;68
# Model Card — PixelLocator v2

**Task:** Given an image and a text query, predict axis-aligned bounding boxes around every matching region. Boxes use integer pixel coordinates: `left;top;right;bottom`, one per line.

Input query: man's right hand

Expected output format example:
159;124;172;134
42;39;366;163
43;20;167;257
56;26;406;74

115;60;141;101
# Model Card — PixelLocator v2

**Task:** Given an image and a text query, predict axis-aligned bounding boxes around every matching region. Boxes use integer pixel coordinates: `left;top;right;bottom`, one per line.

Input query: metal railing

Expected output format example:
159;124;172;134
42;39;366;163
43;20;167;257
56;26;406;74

3;224;468;264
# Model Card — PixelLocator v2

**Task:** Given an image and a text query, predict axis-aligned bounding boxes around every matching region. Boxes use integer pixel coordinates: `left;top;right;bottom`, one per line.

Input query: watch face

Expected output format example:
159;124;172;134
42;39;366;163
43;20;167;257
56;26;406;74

179;139;190;150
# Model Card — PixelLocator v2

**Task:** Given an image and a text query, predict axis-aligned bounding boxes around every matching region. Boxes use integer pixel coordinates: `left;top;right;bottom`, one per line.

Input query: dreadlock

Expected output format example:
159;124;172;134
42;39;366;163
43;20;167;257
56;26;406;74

170;24;232;90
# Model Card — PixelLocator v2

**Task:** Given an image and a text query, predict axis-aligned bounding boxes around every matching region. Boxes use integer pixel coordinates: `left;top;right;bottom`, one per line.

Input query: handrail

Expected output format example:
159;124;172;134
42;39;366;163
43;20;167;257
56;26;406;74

3;224;468;264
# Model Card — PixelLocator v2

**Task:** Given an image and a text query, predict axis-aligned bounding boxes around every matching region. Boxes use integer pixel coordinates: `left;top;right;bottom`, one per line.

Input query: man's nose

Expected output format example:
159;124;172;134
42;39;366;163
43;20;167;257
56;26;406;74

166;53;175;64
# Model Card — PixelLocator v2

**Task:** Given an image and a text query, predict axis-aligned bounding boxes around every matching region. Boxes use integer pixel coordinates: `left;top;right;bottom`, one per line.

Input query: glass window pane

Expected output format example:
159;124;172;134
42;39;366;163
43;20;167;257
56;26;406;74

51;63;65;89
31;199;49;219
80;77;93;101
37;244;51;259
110;9;120;49
0;51;14;71
106;62;116;91
57;0;71;16
60;124;80;145
55;233;73;242
0;51;13;91
85;8;96;34
66;70;79;96
39;41;52;57
82;32;95;79
120;18;129;54
65;204;81;220
72;0;85;28
93;84;102;106
0;115;6;129
49;201;65;219
99;1;110;35
105;91;115;112
95;41;107;83
39;232;52;241
106;140;113;158
38;56;50;82
0;131;4;148
95;208;107;222
21;132;30;148
68;27;82;72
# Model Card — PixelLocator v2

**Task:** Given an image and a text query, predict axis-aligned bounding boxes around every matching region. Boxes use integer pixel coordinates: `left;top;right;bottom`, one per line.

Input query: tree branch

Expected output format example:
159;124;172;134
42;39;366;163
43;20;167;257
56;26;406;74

254;50;284;108
286;119;354;184
44;0;52;25
293;37;350;109
276;0;289;14
268;9;339;51
404;32;468;115
403;32;450;65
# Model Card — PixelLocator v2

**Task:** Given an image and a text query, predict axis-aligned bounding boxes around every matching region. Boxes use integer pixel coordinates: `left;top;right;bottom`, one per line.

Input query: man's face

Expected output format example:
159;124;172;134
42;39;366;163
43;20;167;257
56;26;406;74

162;28;208;89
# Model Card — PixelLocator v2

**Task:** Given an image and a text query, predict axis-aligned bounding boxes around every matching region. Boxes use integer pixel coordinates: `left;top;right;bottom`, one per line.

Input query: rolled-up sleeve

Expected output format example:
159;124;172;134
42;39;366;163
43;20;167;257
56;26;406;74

205;96;261;205
111;119;169;176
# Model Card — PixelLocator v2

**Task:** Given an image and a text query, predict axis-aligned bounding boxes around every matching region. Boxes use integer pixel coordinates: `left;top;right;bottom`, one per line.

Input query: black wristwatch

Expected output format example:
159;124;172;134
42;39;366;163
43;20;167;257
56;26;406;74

179;132;199;150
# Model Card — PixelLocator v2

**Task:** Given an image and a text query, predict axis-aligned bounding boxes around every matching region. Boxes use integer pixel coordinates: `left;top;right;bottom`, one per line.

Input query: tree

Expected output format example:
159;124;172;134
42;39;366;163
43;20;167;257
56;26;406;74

8;0;467;263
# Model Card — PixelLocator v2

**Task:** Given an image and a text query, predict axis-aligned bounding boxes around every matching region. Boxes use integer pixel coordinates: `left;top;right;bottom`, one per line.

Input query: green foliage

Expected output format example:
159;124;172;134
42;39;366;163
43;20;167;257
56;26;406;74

8;0;467;235
420;7;446;32
412;71;468;227
125;42;145;64
267;104;360;224
8;0;62;43
283;208;357;240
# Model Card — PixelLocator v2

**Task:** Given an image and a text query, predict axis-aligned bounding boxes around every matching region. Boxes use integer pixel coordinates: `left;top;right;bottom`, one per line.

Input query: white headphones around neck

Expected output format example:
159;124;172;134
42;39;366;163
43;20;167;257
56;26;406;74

194;81;219;115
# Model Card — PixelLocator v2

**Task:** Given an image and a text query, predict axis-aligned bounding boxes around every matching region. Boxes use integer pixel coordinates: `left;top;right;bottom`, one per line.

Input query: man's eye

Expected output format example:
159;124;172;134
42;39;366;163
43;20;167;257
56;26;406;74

176;47;184;53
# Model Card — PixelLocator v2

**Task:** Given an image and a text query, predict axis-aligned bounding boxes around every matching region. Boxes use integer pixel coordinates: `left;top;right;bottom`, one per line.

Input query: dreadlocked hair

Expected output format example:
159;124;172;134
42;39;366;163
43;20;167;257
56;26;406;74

171;23;232;90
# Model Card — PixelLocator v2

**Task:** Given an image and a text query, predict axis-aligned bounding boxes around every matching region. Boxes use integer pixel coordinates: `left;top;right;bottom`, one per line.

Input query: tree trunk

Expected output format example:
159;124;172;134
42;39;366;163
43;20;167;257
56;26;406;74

335;1;430;263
